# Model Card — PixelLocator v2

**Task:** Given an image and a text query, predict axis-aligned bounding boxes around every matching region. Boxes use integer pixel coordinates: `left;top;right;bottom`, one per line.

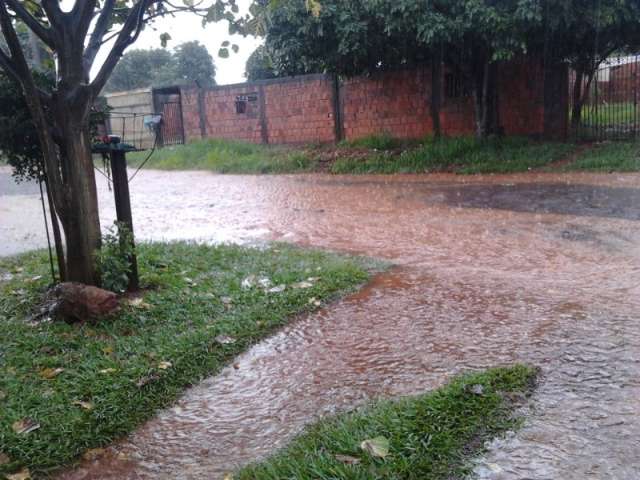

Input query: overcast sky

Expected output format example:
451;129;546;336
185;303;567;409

62;0;263;85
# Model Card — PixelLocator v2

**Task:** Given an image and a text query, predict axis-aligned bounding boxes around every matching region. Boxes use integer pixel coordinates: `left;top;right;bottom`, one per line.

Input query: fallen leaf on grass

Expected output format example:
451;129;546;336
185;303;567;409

28;275;43;283
267;284;286;293
82;448;106;461
360;436;390;458
102;346;114;355
223;474;234;480
469;384;485;395
12;418;40;435
99;368;117;374
39;367;64;379
0;452;10;464
135;373;160;387
72;400;94;411
241;275;256;289
291;281;313;289
158;361;172;370
6;468;30;480
335;454;361;465
308;297;321;307
215;335;236;345
125;298;152;309
183;277;197;287
1;272;14;282
0;390;6;400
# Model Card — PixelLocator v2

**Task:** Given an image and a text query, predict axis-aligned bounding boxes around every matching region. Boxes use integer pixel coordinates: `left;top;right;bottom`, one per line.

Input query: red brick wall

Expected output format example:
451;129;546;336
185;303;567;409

181;75;335;144
341;67;435;140
182;85;263;143
263;76;335;144
179;57;563;145
499;57;545;136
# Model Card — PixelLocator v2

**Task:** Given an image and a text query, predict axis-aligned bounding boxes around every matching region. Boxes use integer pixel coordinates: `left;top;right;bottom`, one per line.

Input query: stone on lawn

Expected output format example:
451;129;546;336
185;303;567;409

51;282;120;322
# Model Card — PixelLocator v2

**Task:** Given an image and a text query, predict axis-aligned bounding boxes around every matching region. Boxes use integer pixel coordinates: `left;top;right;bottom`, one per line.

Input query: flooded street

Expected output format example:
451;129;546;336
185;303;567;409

2;168;640;478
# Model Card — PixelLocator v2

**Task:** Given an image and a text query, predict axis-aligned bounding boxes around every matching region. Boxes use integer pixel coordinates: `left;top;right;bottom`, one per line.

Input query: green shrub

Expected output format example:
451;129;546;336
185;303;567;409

95;222;134;293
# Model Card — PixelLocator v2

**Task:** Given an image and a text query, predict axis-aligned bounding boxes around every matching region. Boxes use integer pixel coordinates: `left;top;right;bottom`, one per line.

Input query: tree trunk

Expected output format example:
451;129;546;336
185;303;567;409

44;176;67;281
471;59;500;139
571;69;584;129
54;107;102;286
430;51;443;139
571;69;596;130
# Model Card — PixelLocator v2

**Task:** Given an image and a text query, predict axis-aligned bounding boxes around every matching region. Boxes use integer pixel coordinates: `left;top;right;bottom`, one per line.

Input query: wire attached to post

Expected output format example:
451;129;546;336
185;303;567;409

38;177;57;284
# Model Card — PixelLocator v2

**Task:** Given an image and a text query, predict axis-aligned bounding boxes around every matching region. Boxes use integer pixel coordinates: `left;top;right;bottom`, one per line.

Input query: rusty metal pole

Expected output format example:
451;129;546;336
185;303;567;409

110;149;139;291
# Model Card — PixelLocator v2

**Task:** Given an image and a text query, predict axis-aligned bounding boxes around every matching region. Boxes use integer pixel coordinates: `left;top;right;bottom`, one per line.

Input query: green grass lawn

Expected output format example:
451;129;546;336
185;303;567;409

564;141;640;171
0;242;373;477
123;135;640;176
580;102;637;127
331;136;575;174
236;365;538;480
127;138;312;174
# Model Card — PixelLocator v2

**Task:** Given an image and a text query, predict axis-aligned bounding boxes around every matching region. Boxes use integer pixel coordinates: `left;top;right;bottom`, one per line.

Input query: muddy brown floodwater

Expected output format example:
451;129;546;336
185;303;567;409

8;170;638;479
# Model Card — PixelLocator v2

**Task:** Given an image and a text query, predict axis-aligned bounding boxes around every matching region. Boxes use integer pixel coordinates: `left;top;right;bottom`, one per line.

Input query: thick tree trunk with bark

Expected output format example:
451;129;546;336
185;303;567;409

56;119;102;285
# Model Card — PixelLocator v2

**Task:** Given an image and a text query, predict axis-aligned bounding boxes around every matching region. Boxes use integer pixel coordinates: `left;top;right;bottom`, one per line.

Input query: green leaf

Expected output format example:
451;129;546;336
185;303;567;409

218;48;230;58
159;33;171;48
231;44;239;53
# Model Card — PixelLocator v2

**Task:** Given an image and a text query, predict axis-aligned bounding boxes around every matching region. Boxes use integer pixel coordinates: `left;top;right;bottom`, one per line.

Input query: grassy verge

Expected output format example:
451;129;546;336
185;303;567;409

331;136;575;174
236;365;537;480
563;141;640;172
127;138;313;173
125;135;640;175
0;242;372;477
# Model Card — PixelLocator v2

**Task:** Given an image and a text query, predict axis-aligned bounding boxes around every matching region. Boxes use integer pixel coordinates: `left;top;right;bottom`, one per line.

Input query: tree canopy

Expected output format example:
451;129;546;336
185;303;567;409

245;44;276;80
104;41;216;93
257;0;640;136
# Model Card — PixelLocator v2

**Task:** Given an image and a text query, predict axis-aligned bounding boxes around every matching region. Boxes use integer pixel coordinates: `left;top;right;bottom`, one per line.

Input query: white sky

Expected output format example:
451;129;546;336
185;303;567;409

62;0;263;85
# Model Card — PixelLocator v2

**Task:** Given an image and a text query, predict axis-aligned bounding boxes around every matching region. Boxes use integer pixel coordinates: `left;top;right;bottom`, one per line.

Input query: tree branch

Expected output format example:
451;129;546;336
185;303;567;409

83;0;116;71
0;0;68;215
90;0;157;95
0;47;21;83
73;0;99;43
5;0;55;47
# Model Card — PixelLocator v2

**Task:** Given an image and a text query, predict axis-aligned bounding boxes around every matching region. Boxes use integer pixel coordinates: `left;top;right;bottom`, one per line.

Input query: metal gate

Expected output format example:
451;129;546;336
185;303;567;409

570;54;639;141
152;87;185;147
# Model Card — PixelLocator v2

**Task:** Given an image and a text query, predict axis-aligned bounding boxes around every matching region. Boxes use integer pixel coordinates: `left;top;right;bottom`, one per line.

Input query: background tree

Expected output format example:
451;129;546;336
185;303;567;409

0;0;236;286
104;41;216;92
259;0;541;138
245;44;276;80
104;48;175;92
173;40;216;87
534;0;640;128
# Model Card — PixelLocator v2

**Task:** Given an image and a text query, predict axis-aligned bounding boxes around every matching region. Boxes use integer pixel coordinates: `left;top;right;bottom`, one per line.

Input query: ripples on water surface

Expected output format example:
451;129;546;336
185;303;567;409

51;172;640;479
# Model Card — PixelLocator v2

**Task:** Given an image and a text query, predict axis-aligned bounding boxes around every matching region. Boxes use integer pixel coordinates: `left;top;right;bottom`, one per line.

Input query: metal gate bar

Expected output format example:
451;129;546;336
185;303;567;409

570;54;639;141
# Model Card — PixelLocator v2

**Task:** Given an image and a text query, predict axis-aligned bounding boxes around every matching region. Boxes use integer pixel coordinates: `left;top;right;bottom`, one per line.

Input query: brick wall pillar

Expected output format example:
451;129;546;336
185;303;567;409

197;88;207;138
332;74;344;142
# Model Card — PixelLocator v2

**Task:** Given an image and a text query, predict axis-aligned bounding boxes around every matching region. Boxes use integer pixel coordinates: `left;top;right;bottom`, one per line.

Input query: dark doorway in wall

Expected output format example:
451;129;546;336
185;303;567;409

152;86;185;147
